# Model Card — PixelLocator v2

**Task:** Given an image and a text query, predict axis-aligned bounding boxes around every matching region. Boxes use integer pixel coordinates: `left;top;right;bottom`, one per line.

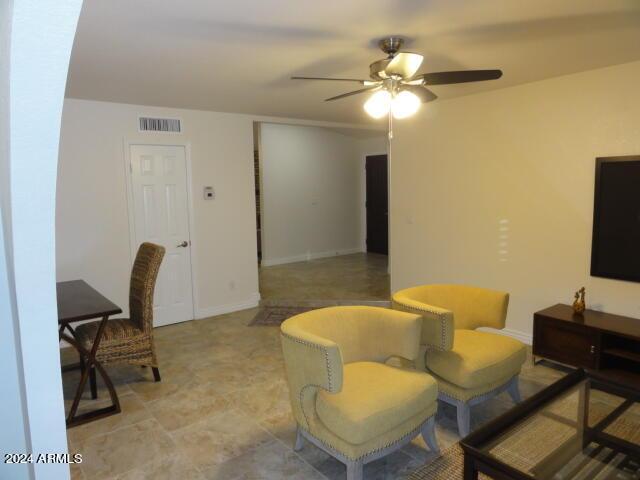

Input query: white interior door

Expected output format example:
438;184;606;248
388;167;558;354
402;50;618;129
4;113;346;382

129;144;194;326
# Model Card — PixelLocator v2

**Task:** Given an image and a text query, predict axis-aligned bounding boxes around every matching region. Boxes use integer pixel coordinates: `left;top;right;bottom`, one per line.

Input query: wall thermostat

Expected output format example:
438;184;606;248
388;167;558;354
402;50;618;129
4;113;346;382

204;186;215;200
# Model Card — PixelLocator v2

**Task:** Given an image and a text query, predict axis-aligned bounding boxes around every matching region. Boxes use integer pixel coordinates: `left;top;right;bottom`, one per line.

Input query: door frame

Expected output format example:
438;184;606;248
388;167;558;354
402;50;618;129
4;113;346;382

122;139;197;323
362;151;390;257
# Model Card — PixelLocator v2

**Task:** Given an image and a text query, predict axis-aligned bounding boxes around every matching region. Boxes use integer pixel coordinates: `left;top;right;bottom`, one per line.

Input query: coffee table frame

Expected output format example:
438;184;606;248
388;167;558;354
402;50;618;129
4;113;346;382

460;369;640;480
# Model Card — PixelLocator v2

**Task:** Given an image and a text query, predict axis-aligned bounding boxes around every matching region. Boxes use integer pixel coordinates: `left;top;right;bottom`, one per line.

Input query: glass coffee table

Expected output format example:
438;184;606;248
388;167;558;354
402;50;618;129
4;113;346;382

461;369;640;480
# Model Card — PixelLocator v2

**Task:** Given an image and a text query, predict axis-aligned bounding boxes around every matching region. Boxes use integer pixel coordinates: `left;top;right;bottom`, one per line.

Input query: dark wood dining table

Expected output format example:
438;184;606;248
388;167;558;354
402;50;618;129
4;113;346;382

57;280;122;428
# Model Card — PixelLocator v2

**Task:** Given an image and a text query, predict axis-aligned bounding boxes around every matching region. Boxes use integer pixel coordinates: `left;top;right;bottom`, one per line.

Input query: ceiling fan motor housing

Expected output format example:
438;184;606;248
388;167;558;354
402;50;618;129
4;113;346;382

379;37;405;57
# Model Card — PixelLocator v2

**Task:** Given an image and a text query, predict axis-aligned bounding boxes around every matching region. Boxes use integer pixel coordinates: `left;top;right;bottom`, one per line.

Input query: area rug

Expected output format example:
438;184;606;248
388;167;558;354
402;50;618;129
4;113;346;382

250;300;391;326
409;444;489;480
249;306;315;326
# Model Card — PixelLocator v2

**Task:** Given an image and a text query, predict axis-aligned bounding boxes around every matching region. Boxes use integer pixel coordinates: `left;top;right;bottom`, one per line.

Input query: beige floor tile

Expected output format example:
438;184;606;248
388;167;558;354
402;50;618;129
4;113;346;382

226;377;291;423
70;462;85;480
155;332;217;353
153;320;202;341
172;409;274;472
179;343;241;366
401;426;455;464
78;418;176;480
258;411;297;448
259;253;390;301
114;453;205;480
203;440;325;480
61;368;132;412
68;392;152;446
211;329;280;352
146;380;229;431
361;450;427;480
126;364;193;403
193;358;273;395
301;446;428;480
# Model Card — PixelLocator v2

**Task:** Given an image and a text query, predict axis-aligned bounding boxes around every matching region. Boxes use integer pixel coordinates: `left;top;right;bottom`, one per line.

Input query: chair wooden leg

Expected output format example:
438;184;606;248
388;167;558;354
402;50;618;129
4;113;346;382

346;459;363;480
89;366;97;399
421;417;440;453
152;367;161;382
457;401;471;438
294;426;304;451
506;376;521;404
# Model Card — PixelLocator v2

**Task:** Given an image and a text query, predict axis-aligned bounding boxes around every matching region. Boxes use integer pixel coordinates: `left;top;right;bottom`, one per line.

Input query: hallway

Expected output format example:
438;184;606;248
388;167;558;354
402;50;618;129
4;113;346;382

259;253;390;302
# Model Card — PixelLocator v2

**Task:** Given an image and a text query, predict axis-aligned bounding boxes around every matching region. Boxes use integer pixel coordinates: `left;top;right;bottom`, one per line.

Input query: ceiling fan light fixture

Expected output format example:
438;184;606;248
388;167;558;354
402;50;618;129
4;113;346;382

293;36;502;132
364;90;391;119
391;90;421;119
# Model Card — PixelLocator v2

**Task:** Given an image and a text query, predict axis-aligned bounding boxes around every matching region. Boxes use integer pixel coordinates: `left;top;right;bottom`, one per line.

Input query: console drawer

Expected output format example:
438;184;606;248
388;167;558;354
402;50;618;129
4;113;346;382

533;316;598;368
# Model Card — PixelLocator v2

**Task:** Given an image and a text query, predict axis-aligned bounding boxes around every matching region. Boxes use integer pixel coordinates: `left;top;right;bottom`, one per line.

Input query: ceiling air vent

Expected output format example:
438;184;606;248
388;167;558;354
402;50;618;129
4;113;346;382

138;116;181;133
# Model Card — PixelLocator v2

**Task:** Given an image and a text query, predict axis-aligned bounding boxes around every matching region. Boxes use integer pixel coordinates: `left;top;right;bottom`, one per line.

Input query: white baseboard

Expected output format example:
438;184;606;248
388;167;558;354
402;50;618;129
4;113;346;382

479;327;533;345
261;247;363;267
196;292;261;319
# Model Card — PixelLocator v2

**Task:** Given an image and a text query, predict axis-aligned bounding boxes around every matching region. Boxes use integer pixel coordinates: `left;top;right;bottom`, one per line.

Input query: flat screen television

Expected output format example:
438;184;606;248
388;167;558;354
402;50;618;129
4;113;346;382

591;155;640;283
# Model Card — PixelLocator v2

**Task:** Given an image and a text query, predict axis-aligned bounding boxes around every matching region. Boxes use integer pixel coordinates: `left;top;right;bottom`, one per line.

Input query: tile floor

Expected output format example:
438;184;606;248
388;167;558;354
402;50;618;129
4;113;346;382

259;253;390;301
62;308;566;480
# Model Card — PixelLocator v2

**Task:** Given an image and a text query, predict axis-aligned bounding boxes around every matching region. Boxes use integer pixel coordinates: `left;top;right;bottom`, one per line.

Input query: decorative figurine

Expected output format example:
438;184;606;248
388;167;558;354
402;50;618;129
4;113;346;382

572;287;586;315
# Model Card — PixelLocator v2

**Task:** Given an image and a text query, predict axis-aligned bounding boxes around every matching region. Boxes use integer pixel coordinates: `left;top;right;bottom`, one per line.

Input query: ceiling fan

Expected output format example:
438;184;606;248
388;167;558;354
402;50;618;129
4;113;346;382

292;37;502;138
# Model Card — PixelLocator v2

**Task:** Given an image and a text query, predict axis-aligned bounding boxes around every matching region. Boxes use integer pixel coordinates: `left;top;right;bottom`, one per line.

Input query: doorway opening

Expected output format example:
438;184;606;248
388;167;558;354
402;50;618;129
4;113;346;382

253;122;390;304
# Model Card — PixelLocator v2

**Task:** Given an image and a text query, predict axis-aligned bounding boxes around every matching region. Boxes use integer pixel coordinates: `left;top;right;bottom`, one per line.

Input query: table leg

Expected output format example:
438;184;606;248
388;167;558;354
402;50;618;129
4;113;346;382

61;316;121;428
60;323;85;373
89;366;97;399
464;454;479;480
578;380;590;448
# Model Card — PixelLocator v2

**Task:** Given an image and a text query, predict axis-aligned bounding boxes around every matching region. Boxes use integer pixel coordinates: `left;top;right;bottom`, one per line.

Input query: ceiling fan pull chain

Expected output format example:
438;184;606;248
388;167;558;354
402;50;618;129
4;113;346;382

388;110;393;140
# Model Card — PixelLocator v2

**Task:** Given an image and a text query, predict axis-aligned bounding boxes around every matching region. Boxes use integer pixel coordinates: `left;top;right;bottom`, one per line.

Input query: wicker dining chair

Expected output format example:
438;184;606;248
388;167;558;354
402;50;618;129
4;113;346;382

75;242;165;398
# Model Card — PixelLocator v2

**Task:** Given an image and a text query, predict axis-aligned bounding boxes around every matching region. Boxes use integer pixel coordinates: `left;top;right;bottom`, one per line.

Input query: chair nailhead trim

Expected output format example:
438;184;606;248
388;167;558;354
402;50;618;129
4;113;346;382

299;413;436;462
280;332;333;390
393;300;448;350
280;332;335;429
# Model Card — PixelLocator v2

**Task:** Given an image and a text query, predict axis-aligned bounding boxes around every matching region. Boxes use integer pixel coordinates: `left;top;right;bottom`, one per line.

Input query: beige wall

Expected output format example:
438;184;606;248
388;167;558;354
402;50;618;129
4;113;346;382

57;99;261;318
391;61;640;340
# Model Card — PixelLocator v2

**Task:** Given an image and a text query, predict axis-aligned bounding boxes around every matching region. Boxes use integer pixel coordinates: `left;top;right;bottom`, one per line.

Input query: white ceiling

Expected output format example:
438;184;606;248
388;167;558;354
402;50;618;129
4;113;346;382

67;0;640;124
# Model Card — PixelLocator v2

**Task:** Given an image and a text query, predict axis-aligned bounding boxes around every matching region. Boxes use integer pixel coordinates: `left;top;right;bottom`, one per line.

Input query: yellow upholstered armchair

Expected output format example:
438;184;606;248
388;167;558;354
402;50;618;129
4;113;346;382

392;285;526;437
281;306;440;480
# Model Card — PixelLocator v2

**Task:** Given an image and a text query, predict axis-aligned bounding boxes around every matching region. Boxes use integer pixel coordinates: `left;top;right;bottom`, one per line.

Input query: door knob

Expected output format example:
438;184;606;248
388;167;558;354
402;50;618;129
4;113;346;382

177;241;189;248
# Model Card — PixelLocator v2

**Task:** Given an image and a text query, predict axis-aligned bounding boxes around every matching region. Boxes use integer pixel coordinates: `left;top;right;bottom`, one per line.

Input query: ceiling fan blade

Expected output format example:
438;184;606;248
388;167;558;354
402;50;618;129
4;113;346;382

401;85;437;103
291;76;368;84
369;58;391;80
420;69;502;85
325;86;380;102
385;52;424;79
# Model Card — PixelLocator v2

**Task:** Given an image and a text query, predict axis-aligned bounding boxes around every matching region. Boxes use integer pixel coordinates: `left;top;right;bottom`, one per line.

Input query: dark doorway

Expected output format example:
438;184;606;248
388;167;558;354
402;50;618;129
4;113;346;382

366;154;389;255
